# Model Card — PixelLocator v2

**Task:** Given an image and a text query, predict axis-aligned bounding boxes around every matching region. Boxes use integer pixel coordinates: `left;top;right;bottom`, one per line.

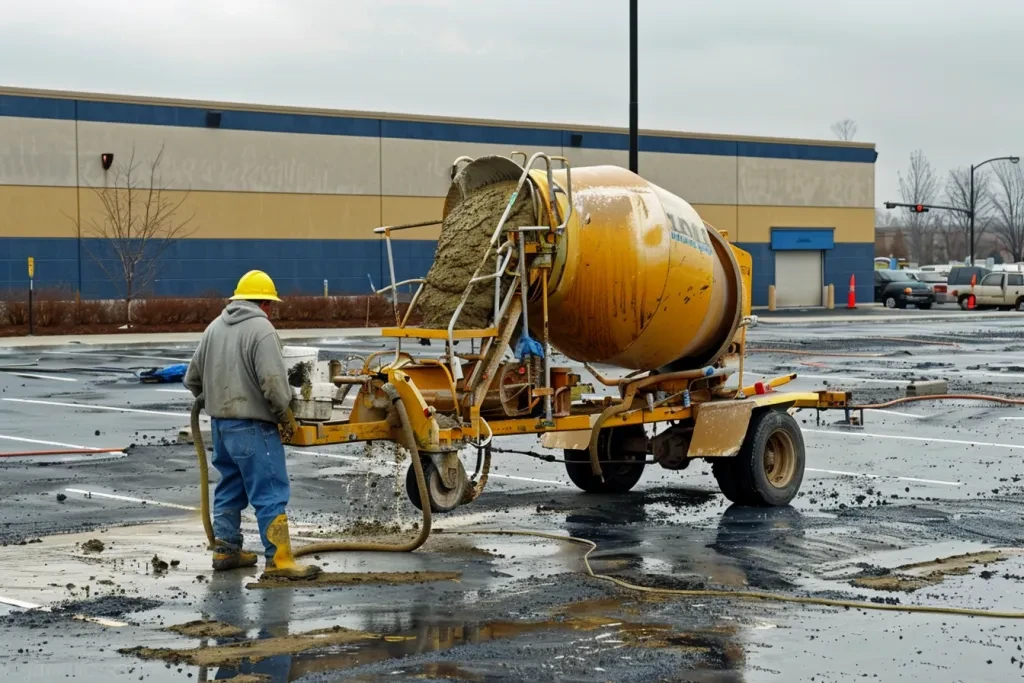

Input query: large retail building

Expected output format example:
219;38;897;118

0;87;877;307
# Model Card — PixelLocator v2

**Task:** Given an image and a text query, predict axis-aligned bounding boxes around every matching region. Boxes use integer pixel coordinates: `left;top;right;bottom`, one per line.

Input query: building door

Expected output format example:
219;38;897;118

774;251;823;307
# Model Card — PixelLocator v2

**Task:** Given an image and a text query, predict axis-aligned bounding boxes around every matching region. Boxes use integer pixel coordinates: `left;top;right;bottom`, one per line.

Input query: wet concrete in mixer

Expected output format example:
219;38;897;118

417;180;536;330
3;315;1024;680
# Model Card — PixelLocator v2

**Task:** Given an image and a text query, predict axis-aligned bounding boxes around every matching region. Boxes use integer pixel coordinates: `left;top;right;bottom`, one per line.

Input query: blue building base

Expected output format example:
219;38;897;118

0;237;874;307
0;237;438;300
735;241;874;307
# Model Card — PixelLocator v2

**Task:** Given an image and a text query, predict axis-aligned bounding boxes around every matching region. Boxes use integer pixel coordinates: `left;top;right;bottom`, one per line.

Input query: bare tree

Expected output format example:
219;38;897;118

897;150;940;263
875;208;895;229
990;161;1024;262
941;167;991;262
831;119;857;141
78;144;196;324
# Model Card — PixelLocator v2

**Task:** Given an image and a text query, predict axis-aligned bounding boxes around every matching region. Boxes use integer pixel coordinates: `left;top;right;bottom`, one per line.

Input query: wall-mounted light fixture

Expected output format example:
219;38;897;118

100;153;114;170
570;133;583;148
206;111;222;128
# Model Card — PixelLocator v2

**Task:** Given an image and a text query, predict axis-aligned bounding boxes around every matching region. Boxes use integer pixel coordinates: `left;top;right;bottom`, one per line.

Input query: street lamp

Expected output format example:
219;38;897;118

628;0;638;174
970;155;1020;264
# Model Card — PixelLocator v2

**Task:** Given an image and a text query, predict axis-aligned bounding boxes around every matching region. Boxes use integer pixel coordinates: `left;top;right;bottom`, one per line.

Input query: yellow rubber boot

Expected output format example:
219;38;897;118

262;514;321;580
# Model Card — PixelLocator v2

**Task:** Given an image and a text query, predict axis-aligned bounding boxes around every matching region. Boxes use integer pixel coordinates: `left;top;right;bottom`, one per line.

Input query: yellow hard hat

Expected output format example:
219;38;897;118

230;270;281;302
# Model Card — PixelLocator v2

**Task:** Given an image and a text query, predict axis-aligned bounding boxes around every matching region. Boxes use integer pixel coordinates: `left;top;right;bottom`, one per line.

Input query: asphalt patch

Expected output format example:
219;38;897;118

55;595;162;618
166;619;245;638
850;550;1005;593
246;570;462;590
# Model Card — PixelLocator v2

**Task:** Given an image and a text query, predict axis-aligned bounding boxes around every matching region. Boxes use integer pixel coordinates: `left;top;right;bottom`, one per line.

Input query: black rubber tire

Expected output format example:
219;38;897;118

885;296;897;309
711;459;744;504
406;457;467;513
730;410;806;507
564;426;646;494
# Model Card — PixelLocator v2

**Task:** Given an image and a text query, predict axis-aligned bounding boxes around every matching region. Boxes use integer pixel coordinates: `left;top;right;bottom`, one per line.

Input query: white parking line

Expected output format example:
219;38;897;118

4;372;77;382
490;473;568;486
64;488;197;511
999;416;1024;421
293;449;361;462
806;467;961;486
41;351;190;363
0;433;120;451
153;388;191;394
864;408;925;419
0;596;126;628
805;428;1024;451
3;398;187;417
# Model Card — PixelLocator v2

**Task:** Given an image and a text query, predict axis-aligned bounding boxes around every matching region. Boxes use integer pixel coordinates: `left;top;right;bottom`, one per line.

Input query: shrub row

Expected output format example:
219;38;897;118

0;290;413;330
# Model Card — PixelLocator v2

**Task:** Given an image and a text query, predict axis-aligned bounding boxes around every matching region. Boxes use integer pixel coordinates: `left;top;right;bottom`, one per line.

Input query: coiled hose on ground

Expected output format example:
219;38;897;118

441;529;1024;620
191;384;432;555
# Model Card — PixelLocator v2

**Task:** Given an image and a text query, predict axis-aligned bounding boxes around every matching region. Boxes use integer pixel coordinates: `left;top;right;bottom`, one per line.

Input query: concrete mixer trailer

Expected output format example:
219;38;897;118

277;153;851;513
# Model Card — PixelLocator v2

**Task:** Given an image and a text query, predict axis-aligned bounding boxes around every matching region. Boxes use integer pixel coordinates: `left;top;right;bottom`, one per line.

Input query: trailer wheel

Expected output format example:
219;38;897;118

406;456;467;513
564;426;646;494
730;409;805;507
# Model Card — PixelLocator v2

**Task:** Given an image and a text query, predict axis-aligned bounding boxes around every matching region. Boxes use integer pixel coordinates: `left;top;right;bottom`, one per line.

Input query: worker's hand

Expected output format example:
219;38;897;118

278;411;299;443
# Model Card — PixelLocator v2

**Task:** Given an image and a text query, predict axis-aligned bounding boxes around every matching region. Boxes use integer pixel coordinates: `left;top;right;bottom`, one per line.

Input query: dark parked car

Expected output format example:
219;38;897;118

947;266;992;309
874;269;935;309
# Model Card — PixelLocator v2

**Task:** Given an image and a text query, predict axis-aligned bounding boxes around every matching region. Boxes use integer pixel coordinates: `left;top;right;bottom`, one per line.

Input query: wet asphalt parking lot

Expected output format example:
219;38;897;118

3;313;1024;681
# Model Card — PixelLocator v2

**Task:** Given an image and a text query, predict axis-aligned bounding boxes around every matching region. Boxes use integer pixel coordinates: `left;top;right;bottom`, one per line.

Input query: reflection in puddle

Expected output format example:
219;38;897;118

157;609;743;682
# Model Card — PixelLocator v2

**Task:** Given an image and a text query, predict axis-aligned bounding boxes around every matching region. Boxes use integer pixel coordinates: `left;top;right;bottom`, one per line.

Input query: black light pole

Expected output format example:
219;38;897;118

969;155;1019;264
628;0;638;174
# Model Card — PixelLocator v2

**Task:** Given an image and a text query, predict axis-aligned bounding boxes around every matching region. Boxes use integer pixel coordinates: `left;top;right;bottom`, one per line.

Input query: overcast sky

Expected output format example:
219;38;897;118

2;0;1022;210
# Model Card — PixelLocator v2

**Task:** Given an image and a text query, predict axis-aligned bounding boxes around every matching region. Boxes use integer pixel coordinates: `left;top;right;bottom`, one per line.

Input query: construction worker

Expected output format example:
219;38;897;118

184;270;319;579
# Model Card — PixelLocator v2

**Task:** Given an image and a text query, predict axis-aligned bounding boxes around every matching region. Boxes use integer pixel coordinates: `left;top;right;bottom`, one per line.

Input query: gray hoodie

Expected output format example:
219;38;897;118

184;301;292;425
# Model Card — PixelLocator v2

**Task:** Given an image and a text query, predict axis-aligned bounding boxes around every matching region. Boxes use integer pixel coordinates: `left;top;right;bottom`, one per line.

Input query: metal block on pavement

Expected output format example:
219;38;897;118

906;379;948;397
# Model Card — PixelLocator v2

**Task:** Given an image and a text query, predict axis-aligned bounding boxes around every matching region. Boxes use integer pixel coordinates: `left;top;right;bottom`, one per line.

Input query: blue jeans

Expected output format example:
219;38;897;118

211;418;290;559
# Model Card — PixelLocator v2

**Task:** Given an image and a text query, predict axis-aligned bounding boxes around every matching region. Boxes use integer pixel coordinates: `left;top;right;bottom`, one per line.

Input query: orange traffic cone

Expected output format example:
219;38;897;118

847;274;856;309
968;273;977;310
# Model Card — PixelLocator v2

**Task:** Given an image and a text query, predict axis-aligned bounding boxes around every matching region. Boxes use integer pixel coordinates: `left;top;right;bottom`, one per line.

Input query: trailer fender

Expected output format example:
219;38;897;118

686;400;756;458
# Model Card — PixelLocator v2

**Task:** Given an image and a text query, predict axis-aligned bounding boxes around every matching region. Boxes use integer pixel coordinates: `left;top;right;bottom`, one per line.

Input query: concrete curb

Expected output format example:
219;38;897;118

757;311;1022;325
0;327;386;350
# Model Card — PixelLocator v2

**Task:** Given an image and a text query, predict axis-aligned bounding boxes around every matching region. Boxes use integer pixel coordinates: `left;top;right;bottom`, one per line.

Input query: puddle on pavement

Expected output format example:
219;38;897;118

850;550;1006;592
119;598;742;680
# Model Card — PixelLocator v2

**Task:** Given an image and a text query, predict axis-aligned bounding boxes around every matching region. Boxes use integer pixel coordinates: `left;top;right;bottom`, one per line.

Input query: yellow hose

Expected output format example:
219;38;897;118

292;394;432;556
191;386;432;558
856;393;1024;410
440;529;1024;620
191;400;216;549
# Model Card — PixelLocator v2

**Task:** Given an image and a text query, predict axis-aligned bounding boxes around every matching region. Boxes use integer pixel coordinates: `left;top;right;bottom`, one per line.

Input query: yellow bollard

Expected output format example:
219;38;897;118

826;284;835;309
768;285;777;311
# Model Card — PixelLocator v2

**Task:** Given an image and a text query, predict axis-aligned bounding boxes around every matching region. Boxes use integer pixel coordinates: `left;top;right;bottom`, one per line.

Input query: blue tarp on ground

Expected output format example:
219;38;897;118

139;363;188;384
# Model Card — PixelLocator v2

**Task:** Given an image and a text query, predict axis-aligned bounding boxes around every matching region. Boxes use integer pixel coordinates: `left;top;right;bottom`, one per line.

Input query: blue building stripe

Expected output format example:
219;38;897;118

0;92;878;164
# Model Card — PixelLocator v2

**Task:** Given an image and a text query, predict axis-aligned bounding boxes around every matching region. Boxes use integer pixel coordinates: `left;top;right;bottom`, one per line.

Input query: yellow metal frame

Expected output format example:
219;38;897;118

382;327;498;339
289;361;843;454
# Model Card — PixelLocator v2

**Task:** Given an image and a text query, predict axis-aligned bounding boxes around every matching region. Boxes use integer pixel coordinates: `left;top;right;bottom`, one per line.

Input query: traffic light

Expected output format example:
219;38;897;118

911;204;928;213
884;202;896;209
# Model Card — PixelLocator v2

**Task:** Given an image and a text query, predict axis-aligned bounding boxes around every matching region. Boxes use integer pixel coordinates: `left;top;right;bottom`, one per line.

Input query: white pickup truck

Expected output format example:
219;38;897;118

971;271;1024;310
